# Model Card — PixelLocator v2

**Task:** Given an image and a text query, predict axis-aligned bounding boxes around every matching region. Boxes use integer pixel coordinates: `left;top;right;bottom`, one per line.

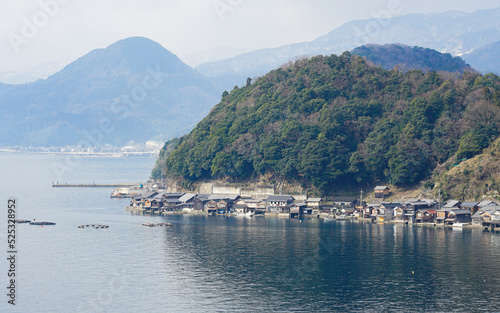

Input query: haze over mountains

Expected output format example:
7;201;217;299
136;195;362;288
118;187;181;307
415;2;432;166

1;6;499;148
0;37;222;147
196;7;500;83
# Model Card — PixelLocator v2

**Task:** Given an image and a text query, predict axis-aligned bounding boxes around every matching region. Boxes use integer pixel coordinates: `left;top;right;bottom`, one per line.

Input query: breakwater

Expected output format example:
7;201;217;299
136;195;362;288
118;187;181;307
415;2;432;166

53;183;139;188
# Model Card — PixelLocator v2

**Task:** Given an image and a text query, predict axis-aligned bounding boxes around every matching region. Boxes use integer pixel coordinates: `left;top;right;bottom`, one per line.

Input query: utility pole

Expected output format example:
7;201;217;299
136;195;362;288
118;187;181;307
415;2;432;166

360;189;364;217
438;189;441;210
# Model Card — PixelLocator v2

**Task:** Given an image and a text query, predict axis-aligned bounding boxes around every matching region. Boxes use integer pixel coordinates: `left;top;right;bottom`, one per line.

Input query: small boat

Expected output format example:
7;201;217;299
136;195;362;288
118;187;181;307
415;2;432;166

322;217;333;222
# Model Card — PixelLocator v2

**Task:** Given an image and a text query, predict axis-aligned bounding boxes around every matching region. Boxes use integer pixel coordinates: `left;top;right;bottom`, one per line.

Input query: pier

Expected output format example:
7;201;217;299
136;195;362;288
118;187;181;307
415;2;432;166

53;183;139;188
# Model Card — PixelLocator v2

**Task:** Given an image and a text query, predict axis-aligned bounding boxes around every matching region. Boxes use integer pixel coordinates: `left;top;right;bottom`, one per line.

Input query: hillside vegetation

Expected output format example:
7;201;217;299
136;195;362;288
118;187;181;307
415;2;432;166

433;137;500;201
154;52;500;197
352;44;475;73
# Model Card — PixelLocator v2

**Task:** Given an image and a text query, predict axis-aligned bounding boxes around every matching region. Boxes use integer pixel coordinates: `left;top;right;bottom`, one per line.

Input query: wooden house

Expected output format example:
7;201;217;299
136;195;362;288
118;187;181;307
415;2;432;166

460;201;479;214
233;203;249;214
333;197;357;207
206;200;218;214
436;208;452;224
415;209;437;223
290;203;308;218
472;205;499;226
307;198;323;214
374;186;390;199
207;194;240;213
162;199;181;212
394;207;406;222
445;209;472;225
194;194;211;211
266;195;294;213
365;203;379;219
241;199;267;215
370;205;385;222
216;200;229;214
489;212;500;229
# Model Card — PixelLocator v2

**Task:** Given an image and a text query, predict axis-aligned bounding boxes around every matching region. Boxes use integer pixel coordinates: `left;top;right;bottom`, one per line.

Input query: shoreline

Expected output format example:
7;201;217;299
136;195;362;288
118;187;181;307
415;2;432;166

125;207;494;231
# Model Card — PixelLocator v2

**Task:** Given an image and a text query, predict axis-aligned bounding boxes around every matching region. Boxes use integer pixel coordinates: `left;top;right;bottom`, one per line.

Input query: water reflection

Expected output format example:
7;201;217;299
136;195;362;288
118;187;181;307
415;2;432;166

159;217;500;312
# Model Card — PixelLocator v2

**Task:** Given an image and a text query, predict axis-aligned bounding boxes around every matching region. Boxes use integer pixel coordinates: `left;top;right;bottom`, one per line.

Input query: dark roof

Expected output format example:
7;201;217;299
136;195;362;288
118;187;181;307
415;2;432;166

143;191;158;198
444;200;461;208
460;202;479;208
267;195;294;201
165;199;181;203
381;202;402;209
195;194;211;201
407;201;432;206
451;209;472;215
161;192;185;198
209;194;240;201
179;193;197;203
478;200;497;207
307;198;322;202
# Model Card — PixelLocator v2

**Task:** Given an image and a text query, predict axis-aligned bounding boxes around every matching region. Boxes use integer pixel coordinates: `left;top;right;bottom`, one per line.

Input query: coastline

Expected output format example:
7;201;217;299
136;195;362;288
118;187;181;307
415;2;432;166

125;207;493;231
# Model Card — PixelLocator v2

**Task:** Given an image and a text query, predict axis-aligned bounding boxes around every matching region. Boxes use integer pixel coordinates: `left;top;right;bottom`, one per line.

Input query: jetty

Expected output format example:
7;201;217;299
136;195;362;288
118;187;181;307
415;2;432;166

53;183;139;188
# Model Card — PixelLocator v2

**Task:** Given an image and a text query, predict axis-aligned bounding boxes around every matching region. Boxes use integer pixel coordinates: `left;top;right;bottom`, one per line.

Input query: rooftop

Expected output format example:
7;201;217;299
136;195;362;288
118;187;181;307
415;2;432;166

267;195;294;201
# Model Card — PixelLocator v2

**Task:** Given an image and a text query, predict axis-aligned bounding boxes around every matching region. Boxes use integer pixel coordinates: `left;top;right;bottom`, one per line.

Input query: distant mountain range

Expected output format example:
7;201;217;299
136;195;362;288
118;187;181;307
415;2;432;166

0;37;222;147
196;7;500;83
463;40;500;75
351;44;475;73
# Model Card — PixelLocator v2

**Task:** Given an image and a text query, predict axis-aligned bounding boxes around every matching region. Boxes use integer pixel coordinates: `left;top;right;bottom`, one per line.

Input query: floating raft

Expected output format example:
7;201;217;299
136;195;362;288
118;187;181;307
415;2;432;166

30;221;56;226
78;224;109;229
15;219;31;224
142;222;173;227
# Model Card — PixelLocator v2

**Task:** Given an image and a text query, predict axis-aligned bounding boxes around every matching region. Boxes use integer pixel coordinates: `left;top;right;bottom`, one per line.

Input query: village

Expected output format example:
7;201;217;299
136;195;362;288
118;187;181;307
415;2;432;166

120;184;500;230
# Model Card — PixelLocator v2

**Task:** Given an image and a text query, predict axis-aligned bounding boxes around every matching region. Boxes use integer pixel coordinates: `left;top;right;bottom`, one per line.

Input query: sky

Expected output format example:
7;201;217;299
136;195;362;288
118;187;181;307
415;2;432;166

1;0;499;73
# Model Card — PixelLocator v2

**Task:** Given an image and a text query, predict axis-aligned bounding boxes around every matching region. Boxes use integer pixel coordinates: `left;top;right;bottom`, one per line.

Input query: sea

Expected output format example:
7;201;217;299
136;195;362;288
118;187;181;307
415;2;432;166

1;153;500;312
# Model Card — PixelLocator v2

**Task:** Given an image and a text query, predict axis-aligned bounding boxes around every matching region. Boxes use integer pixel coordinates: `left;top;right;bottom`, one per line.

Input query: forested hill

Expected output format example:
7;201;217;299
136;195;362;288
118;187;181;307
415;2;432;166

154;52;500;195
351;44;475;73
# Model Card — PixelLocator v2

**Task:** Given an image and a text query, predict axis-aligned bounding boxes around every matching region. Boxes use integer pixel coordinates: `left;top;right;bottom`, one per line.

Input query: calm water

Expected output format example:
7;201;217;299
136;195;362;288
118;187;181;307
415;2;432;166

1;153;500;312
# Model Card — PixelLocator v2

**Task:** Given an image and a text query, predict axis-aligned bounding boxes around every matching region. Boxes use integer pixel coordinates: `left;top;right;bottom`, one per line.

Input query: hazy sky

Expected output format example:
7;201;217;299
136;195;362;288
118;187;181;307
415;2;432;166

1;0;499;72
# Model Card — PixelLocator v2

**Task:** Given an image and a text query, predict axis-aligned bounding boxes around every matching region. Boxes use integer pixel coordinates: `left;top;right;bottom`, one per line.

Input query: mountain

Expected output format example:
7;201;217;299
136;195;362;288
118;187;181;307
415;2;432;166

351;44;475;73
0;37;222;147
154;52;500;197
196;7;500;84
0;61;69;85
462;40;500;75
